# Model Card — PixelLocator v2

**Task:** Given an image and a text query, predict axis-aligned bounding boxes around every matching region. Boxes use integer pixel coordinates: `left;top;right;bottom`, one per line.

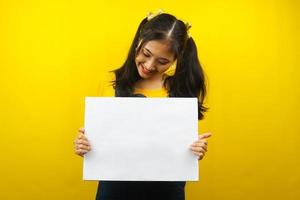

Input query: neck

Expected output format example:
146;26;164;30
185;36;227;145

135;75;167;89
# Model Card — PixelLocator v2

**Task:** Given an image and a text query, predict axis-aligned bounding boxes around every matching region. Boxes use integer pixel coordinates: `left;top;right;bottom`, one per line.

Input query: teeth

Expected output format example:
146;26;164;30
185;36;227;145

142;65;150;73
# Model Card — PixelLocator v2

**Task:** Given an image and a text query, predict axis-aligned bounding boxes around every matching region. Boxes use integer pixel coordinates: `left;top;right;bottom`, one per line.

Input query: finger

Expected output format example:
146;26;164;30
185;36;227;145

76;139;91;146
190;146;206;153
78;133;89;140
197;143;207;151
80;149;90;154
198;152;204;159
74;137;89;147
76;146;91;153
75;151;83;157
191;147;206;154
191;150;204;158
77;132;83;139
76;144;91;151
192;139;208;145
190;142;208;151
199;139;208;145
75;149;89;156
199;133;212;140
191;141;208;147
78;127;85;133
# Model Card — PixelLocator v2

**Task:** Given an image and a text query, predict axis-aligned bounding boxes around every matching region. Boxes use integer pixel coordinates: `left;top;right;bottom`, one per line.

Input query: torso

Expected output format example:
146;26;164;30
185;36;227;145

99;72;169;98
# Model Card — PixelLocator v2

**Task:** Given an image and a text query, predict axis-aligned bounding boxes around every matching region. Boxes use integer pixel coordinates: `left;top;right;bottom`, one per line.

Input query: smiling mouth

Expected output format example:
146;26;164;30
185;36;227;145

141;64;153;74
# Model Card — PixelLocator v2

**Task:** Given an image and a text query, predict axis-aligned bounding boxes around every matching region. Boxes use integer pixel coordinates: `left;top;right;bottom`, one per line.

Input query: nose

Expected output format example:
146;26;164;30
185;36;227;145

144;59;156;71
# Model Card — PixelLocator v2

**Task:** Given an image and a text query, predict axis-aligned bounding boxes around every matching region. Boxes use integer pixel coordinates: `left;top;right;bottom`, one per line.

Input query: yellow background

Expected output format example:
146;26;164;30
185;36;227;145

0;0;299;199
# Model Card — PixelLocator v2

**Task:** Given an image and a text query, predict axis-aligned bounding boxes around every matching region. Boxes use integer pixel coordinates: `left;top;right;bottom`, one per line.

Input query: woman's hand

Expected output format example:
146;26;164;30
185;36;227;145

74;127;91;157
189;132;212;160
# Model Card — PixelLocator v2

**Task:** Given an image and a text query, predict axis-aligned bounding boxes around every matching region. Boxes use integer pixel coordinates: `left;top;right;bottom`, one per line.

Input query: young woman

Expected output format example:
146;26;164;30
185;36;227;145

74;11;212;200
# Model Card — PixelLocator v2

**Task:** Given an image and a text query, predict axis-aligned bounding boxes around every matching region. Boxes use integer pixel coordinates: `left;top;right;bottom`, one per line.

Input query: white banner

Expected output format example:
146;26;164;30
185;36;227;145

83;97;199;181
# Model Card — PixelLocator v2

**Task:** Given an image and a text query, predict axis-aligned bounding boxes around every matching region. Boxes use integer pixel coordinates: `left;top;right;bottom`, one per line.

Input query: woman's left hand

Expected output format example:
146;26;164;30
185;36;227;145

189;132;212;160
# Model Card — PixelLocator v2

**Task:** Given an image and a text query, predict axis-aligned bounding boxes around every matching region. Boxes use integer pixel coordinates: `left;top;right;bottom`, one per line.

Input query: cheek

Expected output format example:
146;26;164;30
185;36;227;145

135;53;145;64
158;65;172;73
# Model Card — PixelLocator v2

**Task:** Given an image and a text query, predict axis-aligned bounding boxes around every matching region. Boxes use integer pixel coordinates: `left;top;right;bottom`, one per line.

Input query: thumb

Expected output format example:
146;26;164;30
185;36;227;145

199;132;212;139
78;127;85;133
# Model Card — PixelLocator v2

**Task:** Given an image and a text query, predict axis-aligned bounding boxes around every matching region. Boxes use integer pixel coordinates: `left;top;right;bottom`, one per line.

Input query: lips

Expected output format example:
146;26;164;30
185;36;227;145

140;64;152;75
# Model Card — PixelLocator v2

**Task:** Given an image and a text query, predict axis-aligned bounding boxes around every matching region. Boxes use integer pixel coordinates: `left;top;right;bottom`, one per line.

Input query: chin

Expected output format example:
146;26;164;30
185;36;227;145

137;64;152;79
138;71;151;79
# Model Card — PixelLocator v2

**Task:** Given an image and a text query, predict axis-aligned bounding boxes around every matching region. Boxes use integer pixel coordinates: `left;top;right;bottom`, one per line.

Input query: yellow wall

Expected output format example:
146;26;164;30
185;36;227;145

0;0;299;199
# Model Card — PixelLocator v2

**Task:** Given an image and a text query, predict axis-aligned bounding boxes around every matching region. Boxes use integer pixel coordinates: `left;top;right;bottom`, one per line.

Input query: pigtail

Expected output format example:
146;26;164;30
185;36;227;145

168;37;207;120
113;17;148;97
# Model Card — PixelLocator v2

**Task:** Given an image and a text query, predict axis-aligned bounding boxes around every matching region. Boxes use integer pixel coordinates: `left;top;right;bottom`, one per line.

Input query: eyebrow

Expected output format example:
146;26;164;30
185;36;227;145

144;47;171;62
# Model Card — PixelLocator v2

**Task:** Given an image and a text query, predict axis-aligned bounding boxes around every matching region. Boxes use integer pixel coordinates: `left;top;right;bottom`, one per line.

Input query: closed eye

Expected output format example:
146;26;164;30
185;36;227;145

142;50;150;57
142;48;171;65
158;61;169;65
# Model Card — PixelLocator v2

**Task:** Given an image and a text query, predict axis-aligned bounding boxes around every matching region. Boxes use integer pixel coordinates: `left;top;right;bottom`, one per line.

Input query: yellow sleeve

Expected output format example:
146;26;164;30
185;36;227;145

97;71;116;97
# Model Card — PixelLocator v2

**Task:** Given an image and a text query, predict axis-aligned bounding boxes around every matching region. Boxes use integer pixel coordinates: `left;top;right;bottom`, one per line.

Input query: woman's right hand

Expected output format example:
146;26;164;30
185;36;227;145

74;127;91;157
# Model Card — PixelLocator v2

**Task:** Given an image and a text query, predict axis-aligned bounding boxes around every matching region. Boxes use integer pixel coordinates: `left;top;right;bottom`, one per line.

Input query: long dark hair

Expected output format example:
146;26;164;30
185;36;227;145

113;13;207;120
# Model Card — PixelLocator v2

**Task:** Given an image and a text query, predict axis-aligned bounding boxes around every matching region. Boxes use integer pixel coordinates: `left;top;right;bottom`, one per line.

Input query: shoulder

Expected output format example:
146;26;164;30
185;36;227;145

97;71;116;97
102;71;116;83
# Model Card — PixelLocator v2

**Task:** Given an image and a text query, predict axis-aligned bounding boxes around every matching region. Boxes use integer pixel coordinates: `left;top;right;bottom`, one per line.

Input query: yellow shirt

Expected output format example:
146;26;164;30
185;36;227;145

98;72;168;98
97;71;201;133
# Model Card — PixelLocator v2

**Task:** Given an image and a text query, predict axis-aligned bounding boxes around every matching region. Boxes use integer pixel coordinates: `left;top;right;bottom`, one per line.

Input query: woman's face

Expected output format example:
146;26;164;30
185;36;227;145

135;40;176;79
